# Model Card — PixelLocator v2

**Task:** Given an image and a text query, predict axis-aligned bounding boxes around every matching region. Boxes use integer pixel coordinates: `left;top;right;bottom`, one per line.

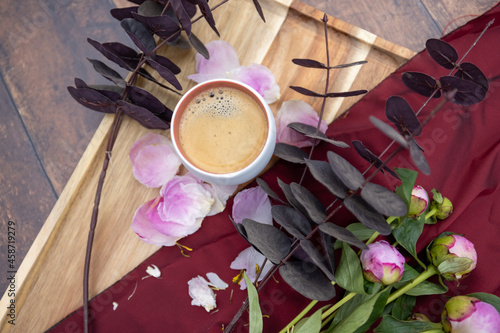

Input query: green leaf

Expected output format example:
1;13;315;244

392;294;416;320
243;271;263;333
335;242;366;294
394;168;418;209
437;257;474;274
468;292;500;313
374;315;444;333
330;287;392;333
392;215;426;266
294;307;323;333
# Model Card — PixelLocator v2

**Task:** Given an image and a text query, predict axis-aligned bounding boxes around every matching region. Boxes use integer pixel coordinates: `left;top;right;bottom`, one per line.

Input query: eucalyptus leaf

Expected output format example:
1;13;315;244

279;261;336;301
271;205;312;240
243;271;263;333
117;100;169;129
120;18;157;55
455;62;489;91
87;58;126;87
67;86;117;114
327;151;365;191
251;0;266;22
126;85;169;115
110;6;138;21
369;116;409;149
352;140;400;179
426;38;458;69
344;195;392;235
131;13;181;41
361;182;408;217
385;96;422;136
170;0;192;35
292;58;326;69
300;240;336;281
335;242;366;294
138;0;163;16
402;72;441;98
305;159;349;199
242;218;291;264
188;32;209;59
146;57;182;90
274;143;308;164
256;177;283;203
196;0;220;37
439;75;486;105
87;38;140;71
278;179;307;216
320;223;368;250
409;138;430;175
334;223;376;250
291;183;326;224
288;122;349;148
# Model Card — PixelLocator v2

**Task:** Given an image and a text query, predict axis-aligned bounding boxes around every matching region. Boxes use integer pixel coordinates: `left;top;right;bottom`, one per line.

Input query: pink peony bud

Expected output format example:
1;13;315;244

441;296;500;332
435;197;453;219
428;234;477;281
360;240;405;285
407;185;429;218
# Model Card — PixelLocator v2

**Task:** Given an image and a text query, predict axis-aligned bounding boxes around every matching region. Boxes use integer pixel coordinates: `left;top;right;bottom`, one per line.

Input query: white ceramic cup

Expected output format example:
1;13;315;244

171;79;276;185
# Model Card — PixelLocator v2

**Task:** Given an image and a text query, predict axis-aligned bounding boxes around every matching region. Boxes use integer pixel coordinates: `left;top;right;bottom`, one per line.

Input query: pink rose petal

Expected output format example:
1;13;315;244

232;186;272;225
228;63;280;103
187;40;240;83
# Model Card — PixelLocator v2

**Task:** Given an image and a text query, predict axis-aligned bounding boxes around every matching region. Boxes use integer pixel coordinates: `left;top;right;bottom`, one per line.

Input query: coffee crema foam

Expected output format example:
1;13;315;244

178;87;268;174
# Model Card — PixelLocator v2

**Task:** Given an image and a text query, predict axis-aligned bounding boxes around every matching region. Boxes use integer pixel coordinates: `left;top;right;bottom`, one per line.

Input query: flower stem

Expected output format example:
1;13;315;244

321;291;357;321
365;216;398;245
386;265;438;304
425;207;438;220
278;300;318;333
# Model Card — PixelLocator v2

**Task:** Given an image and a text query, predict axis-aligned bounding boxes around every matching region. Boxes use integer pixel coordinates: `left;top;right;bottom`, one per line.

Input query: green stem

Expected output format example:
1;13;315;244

366;216;398;245
278;300;318;333
321;292;357;321
386;265;439;304
425;207;438;220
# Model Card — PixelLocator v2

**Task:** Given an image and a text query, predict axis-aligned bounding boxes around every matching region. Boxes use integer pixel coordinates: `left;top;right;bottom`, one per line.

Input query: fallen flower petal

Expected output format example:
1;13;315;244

232;186;272;225
276;100;328;148
206;272;228;290
146;264;161;278
230;246;273;290
203;182;238;217
188;276;217;312
228;63;280;103
187;40;240;83
129;133;181;188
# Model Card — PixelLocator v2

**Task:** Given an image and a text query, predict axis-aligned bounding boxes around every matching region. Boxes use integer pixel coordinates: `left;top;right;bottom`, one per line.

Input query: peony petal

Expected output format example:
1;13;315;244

232;186;272;225
187;40;240;83
206;272;228;290
230;246;273;290
276;100;328;148
203;182;238;216
130;133;181;188
228;63;280;103
146;264;161;278
188;276;217;312
131;199;182;246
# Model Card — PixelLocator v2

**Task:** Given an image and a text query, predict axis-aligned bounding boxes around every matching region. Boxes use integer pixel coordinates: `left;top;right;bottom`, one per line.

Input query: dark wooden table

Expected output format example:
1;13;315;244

0;0;497;295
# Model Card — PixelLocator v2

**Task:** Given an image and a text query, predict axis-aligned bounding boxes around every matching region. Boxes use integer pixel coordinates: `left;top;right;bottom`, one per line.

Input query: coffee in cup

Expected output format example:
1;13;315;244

171;79;276;185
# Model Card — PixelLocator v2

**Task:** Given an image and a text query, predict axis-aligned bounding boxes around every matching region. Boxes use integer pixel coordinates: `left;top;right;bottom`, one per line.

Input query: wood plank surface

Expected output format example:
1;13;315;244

0;0;497;328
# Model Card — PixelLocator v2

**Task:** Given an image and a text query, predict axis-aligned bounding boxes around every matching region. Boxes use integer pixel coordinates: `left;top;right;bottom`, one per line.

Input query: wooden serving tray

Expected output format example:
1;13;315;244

0;1;414;331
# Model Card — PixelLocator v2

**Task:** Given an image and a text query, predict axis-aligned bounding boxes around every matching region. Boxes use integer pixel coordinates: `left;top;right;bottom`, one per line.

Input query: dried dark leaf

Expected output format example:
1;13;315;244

369;116;409;149
188;33;209;59
87;39;140;71
352;140;400;179
290;183;326;224
319;222;368;250
300;240;336;281
117;100;169;129
271;205;312;240
196;0;219;37
329;60;368;69
321;233;336;273
138;68;181;94
242;219;291;264
426;38;458;69
409;138;430;175
305;159;348;199
292;58;326;69
361;182;408;217
279;261;336;301
402;72;441;98
455;62;489;92
274;143;308;164
439;75;486;105
120;18;157;55
131;13;181;41
146;58;182;90
126;85;169;115
87;58;126;87
251;0;266;22
256;178;283;203
277;179;307;216
153;55;181;74
67;86;117;114
170;0;192;36
327;151;365;191
385;96;422;136
344;195;392;235
75;78;123;101
288;122;349;148
290;86;367;98
137;0;163;16
110;6;138;21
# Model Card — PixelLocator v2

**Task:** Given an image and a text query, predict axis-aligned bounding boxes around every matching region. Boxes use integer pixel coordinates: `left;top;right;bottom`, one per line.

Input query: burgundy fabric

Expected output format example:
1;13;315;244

49;5;500;333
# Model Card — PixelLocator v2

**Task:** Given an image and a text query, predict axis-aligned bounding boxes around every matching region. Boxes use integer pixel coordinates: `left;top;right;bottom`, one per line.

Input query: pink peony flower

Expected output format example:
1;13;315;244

187;40;280;103
407;185;429;218
232;186;272;225
441;296;500;332
230;246;274;290
131;173;215;246
428;234;477;280
275;100;328;148
129;133;181;188
360;240;405;285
